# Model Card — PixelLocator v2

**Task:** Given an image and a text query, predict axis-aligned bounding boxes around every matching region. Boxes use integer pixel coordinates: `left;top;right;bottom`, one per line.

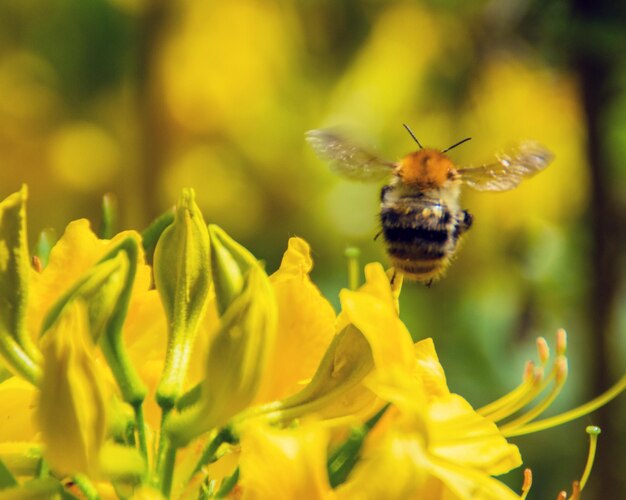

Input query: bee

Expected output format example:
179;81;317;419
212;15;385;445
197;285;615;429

306;125;553;285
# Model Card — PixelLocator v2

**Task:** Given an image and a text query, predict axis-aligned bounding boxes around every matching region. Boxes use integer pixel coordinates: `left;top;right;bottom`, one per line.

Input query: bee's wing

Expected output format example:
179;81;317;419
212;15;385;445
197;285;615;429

457;142;553;192
306;129;397;181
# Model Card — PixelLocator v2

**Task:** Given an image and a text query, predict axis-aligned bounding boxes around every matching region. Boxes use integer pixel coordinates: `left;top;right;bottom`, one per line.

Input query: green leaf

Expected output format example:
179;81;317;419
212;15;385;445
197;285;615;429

0;186;40;384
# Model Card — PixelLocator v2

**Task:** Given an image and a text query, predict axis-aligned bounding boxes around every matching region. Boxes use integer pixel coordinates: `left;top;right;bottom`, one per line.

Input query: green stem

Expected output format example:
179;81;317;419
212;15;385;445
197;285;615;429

344;247;361;291
155;409;177;497
133;403;149;466
72;473;100;500
188;427;236;483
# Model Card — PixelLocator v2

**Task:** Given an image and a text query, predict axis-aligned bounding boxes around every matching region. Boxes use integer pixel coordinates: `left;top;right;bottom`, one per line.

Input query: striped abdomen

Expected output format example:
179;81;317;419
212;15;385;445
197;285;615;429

380;191;472;284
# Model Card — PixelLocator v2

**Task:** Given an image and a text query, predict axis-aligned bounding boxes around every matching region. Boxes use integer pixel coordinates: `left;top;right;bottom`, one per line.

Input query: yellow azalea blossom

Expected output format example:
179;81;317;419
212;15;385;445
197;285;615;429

238;422;335;500
0;187;622;499
255;237;336;404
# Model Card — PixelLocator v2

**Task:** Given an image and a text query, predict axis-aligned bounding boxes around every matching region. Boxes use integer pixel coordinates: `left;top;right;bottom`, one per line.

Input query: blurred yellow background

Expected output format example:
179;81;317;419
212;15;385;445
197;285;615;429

1;0;625;496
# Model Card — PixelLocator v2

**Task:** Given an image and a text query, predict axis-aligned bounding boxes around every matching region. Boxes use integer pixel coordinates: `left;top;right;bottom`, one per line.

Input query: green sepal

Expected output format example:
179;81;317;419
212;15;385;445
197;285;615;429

154;189;211;409
208;224;259;316
175;381;202;411
0;186;40;384
327;404;389;488
141;208;175;265
0;458;18;489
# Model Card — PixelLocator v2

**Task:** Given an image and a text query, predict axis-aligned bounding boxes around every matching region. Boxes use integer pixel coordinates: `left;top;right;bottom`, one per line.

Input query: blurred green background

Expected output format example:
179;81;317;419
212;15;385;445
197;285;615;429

1;0;625;496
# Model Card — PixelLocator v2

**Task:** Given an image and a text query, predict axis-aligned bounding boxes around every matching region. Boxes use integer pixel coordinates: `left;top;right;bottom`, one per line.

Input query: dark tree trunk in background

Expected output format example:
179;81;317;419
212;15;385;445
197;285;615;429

137;0;169;223
571;0;625;496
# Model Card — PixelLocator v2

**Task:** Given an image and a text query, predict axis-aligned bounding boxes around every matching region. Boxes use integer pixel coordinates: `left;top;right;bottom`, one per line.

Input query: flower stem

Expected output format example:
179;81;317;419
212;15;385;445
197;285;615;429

345;247;361;291
188;427;236;483
72;473;100;500
133;403;148;466
156;409;177;497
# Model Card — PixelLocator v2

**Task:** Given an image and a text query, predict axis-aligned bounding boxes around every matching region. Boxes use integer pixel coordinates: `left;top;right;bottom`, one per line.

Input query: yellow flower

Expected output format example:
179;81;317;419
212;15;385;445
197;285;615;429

37;301;109;477
238;422;334;500
0;376;37;443
255;237;336;404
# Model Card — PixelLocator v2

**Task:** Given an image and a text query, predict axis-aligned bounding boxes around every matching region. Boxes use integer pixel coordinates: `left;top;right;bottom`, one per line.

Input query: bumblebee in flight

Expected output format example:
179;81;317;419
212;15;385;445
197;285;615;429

306;125;553;285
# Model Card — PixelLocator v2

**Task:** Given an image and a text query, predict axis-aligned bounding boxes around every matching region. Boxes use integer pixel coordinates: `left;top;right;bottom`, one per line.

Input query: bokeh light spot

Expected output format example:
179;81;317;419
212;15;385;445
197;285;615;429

48;122;120;192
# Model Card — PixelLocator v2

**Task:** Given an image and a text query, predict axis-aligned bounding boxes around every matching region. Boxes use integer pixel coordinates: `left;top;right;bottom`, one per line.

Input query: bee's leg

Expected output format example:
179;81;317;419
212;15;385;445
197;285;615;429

458;210;473;234
374;229;383;241
390;269;398;285
425;279;433;288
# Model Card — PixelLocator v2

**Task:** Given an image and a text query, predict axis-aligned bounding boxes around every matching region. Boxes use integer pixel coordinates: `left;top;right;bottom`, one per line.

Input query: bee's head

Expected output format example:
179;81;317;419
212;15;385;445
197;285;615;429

398;149;457;189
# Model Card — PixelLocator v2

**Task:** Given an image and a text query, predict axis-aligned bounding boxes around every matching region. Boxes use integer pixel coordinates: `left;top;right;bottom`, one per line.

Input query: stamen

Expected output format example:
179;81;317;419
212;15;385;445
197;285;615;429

32;255;42;273
579;426;601;492
556;491;567;500
479;366;544;422
344;247;361;291
536;337;550;366
478;362;534;418
501;358;567;436
570;481;581;500
556;328;567;356
505;374;626;437
520;468;532;499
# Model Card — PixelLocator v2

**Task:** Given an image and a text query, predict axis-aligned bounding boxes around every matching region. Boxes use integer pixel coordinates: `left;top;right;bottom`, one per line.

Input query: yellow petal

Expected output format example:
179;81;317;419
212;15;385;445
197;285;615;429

0;377;37;442
427;394;522;475
239;422;334;500
28;220;151;338
336;429;521;500
37;301;109;476
413;338;450;400
338;265;415;375
255;238;335;403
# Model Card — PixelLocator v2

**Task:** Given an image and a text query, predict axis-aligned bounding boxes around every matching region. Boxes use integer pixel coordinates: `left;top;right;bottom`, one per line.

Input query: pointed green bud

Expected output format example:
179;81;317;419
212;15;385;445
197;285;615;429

0;186;40;384
167;264;277;448
37;301;108;477
154;189;211;409
208;224;259;315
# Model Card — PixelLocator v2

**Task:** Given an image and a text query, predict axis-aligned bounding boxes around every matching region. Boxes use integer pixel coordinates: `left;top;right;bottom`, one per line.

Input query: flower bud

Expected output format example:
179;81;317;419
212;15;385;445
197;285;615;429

167;264;277;447
208;224;259;315
154;189;211;409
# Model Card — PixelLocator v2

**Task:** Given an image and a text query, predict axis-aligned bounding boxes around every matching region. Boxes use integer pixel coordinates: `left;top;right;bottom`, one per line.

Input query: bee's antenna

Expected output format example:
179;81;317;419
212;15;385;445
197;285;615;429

403;124;423;149
442;137;472;153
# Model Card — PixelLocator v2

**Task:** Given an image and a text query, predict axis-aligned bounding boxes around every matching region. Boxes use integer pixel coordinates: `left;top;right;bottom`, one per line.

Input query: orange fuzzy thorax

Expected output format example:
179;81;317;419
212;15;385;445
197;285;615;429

397;149;455;188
